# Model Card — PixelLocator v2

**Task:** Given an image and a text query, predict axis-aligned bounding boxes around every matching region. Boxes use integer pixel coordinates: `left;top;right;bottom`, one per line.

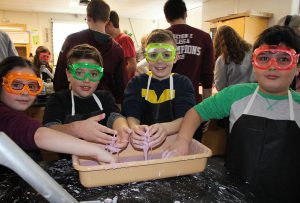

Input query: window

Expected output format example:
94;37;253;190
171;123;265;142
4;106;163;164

52;20;87;65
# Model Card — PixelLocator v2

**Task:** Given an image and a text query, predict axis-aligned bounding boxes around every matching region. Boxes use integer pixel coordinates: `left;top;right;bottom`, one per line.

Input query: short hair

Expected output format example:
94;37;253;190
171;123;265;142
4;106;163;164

253;25;300;53
87;0;110;22
67;44;103;67
0;56;38;86
109;10;120;28
164;0;187;22
146;29;176;47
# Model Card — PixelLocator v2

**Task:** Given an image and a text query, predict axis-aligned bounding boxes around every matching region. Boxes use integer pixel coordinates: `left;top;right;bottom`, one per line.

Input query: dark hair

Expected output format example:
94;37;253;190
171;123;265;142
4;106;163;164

87;0;110;22
109;10;119;28
67;44;103;67
164;0;187;22
0;56;38;86
253;25;300;53
33;46;52;73
214;26;251;64
146;29;176;46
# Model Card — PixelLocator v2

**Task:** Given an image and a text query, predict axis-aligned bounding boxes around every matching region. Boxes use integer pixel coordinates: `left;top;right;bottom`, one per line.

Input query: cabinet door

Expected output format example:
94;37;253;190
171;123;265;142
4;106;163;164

216;17;245;38
244;17;269;44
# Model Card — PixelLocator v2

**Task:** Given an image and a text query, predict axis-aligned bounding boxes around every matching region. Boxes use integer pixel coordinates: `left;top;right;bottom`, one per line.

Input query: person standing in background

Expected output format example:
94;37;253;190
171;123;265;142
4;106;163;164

53;0;127;104
33;46;53;82
164;0;214;103
105;10;137;80
164;0;214;140
0;30;18;62
136;34;148;63
278;15;300;92
213;26;254;91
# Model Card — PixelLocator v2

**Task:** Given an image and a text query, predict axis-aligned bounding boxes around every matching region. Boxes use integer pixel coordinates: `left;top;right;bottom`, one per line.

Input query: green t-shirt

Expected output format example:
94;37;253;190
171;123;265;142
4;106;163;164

194;83;300;131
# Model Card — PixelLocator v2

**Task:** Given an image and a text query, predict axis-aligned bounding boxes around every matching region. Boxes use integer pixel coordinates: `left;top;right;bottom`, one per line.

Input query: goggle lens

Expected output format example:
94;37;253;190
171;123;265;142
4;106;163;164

69;63;103;82
2;72;43;96
252;45;299;70
145;43;176;62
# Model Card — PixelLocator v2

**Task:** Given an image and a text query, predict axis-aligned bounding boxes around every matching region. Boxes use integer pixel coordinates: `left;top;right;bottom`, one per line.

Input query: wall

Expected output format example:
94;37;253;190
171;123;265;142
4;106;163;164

0;10;157;55
202;0;300;32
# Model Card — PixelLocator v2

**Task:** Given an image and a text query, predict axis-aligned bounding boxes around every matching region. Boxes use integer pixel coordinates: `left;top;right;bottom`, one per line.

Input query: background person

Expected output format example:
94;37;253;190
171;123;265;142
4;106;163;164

213;25;254;91
105;10;137;80
33;46;53;81
53;0;127;104
0;30;18;62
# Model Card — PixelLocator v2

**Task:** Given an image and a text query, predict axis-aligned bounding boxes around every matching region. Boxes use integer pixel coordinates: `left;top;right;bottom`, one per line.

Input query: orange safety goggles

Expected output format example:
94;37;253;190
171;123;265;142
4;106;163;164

2;72;44;96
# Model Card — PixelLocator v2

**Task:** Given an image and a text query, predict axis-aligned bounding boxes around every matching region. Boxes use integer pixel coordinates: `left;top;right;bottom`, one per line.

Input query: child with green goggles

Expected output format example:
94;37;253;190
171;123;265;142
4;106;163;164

145;43;176;62
68;62;104;82
43;44;131;159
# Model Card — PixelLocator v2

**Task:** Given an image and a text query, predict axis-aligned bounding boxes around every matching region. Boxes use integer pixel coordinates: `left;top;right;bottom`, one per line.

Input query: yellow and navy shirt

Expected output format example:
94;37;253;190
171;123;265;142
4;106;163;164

123;73;196;122
195;83;300;131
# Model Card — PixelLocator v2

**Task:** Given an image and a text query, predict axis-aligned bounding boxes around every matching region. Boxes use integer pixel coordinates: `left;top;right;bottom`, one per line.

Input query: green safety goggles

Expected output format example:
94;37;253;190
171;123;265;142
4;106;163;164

145;43;176;62
68;62;104;82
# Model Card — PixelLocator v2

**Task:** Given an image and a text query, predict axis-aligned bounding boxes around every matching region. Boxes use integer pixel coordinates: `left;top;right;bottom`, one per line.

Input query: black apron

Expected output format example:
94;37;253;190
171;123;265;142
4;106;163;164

64;91;104;124
60;91;104;159
142;74;175;125
226;87;300;201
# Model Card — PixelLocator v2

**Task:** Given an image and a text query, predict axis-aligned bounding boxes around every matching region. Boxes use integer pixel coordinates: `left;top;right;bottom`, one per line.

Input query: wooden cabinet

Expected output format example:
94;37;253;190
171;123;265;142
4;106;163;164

0;24;31;58
15;43;30;58
207;11;273;44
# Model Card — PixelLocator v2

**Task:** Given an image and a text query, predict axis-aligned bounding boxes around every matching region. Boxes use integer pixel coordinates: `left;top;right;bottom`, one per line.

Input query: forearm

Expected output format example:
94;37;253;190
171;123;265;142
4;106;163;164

34;127;99;156
47;123;80;138
112;117;129;130
127;117;140;128
203;88;212;100
177;108;202;142
160;118;183;135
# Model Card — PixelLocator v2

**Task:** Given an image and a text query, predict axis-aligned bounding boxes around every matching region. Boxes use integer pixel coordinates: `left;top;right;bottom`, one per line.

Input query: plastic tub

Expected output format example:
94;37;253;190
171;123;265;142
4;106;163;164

72;134;212;187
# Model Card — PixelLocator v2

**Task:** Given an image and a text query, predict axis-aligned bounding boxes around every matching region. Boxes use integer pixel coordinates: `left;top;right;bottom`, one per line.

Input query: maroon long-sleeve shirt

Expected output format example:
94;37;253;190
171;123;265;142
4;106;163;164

0;102;40;150
167;24;214;102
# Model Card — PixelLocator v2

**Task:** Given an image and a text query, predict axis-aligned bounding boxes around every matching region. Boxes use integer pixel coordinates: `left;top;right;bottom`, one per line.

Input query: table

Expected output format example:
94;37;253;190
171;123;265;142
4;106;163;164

0;157;257;203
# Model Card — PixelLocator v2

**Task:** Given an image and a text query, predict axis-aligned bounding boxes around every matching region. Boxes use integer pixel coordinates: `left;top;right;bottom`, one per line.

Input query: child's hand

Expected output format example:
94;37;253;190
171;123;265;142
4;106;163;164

162;137;190;158
148;123;168;148
93;145;117;164
130;124;149;149
114;126;132;149
74;114;117;144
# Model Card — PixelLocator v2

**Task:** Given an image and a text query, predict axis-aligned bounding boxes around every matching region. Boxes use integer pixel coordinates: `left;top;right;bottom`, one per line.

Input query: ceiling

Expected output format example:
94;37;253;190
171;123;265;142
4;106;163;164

0;0;203;19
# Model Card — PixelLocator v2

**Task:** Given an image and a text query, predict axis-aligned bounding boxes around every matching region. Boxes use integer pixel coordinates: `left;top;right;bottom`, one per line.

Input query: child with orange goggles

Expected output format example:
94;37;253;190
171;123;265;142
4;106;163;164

2;72;43;96
252;45;299;70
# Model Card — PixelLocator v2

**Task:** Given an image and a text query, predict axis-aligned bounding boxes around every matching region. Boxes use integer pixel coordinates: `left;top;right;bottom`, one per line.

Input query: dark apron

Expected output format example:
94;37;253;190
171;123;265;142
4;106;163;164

64;91;104;124
226;88;300;201
60;92;104;159
141;74;175;125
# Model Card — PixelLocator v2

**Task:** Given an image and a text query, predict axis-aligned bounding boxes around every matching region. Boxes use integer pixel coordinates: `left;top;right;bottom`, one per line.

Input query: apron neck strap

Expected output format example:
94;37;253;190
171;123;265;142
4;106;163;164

145;74;174;101
288;90;294;120
243;87;294;120
71;91;103;116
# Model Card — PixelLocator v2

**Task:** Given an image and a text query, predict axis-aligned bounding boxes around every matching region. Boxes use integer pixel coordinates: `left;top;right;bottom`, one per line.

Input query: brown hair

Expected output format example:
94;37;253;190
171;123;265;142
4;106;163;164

213;26;251;64
146;29;176;46
33;46;52;73
87;0;110;22
67;44;103;67
109;10;119;28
